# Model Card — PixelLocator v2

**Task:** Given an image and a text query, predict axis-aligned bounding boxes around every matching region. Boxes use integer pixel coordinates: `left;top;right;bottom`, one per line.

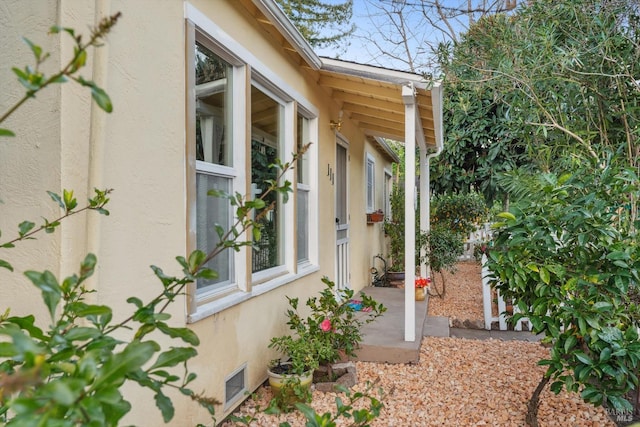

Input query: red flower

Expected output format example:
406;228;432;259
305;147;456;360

415;277;430;288
320;318;332;332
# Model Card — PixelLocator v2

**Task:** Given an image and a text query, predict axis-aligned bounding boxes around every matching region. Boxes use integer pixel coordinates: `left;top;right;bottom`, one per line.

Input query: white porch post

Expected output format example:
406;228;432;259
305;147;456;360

402;84;416;342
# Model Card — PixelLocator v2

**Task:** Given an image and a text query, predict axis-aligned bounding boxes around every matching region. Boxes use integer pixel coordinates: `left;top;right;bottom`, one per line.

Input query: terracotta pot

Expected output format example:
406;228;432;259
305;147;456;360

366;212;384;223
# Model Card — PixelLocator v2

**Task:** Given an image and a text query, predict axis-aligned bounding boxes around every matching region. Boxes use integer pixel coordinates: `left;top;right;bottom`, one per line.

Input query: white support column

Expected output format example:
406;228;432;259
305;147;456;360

402;84;416;342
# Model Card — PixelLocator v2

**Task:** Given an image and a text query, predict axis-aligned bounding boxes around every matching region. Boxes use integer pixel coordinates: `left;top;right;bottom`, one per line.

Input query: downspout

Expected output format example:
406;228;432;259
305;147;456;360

85;0;111;301
420;83;444;281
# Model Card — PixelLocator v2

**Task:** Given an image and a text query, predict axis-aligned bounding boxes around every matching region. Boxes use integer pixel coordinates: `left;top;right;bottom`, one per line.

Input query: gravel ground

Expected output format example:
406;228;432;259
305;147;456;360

220;338;614;426
428;261;485;326
220;262;615;426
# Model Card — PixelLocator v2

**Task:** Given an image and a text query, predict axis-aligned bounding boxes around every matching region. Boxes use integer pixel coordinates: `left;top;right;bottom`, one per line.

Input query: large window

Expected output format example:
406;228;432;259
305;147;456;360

194;40;235;294
186;7;319;318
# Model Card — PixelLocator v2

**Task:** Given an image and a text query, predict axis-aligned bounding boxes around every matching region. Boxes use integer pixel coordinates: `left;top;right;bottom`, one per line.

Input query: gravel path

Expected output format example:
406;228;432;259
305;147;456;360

220;338;614;426
427;261;485;326
220;262;615;426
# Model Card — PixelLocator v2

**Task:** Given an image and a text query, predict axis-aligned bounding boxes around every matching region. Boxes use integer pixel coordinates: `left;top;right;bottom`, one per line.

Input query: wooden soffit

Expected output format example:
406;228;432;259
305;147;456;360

318;60;437;147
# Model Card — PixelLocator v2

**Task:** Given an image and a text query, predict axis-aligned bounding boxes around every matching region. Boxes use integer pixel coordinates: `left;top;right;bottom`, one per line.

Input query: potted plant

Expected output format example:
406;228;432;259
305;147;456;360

268;276;386;405
414;276;430;301
268;298;333;410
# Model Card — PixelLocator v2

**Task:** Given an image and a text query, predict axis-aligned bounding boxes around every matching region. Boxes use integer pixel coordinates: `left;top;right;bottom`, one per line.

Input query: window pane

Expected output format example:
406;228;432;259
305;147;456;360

366;158;375;211
251;85;283;273
195;42;232;166
196;173;233;290
336;144;347;225
297;188;309;262
297;114;309;184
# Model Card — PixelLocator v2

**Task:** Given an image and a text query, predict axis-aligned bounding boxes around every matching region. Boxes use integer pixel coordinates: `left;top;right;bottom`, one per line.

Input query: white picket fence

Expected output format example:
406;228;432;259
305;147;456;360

459;222;493;261
481;254;530;331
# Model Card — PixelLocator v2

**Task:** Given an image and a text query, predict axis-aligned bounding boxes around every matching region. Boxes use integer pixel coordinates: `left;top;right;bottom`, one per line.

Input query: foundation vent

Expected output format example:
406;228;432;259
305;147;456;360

224;363;247;409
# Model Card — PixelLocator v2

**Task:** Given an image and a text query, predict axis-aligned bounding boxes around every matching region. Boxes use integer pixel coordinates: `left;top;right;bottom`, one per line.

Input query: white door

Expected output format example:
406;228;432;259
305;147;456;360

335;136;350;289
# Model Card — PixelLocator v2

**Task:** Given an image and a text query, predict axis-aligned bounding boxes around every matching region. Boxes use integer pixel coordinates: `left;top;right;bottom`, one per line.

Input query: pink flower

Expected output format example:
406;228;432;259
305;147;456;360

320;318;332;332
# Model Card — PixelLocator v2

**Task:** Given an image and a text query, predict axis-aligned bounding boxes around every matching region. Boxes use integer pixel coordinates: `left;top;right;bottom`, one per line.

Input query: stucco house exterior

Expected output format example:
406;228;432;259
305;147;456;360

0;1;442;425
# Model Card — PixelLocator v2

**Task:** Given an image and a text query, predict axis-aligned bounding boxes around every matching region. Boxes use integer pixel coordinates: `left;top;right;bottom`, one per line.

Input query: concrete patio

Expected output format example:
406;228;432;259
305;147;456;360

355;286;542;364
355;286;430;364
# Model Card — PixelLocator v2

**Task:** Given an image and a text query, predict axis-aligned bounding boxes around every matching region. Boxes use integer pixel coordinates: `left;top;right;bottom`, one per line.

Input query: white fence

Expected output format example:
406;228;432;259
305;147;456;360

481;255;530;331
459;222;493;261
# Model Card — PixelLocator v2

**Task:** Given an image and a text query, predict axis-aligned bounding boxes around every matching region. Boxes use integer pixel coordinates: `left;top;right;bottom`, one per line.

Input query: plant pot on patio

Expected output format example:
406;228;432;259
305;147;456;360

386;271;405;287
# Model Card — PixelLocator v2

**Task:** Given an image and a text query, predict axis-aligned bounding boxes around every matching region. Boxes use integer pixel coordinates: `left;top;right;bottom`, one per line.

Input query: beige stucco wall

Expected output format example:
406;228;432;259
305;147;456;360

0;1;394;425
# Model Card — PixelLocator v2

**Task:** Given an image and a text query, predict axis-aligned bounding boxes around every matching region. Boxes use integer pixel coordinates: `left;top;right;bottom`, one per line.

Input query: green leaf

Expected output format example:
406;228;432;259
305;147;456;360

564;335;577;353
22;37;43;61
600;347;612;363
606;251;629;261
0;342;17;357
593;301;612;312
47;191;66;209
43;379;79;406
585;316;600;329
187;250;206;273
63;189;78;211
18;221;36;237
150;347;197;370
252;227;261;241
91;85;113;113
156;322;200;346
539;267;550;284
65;326;102;342
73;49;87;71
0;128;15;137
91;340;158;390
497;211;516;221
6;315;45;339
49;25;74;36
24;270;62;319
575;352;593;366
127;297;144;308
581;387;600;401
0;259;14;272
154;390;175;422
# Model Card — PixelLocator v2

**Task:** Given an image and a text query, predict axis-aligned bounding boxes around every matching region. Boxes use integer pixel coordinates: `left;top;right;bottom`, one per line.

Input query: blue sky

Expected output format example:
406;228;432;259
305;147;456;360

314;0;435;71
313;0;501;73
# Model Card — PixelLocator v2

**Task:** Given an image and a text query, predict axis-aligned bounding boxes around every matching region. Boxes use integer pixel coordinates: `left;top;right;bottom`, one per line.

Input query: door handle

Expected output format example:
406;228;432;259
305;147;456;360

335;217;339;224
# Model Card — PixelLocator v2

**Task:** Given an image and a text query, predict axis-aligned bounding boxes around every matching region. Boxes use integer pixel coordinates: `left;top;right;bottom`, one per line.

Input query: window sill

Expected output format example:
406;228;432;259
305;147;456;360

187;263;319;323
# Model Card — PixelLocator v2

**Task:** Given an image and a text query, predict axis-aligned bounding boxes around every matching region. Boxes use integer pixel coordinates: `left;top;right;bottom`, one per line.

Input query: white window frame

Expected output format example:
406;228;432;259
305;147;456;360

186;4;320;321
384;168;392;219
365;152;376;213
296;109;315;268
249;79;291;284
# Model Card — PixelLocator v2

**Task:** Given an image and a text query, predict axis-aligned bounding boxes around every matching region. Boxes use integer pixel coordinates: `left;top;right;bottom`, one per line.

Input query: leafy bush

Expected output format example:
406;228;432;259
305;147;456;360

431;191;489;236
487;164;640;424
269;277;386;375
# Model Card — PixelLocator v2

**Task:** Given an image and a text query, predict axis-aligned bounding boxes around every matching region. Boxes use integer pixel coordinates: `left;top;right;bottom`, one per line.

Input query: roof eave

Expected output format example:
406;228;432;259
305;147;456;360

321;57;430;89
372;136;401;163
251;0;323;70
